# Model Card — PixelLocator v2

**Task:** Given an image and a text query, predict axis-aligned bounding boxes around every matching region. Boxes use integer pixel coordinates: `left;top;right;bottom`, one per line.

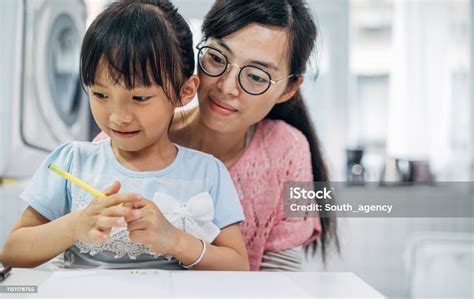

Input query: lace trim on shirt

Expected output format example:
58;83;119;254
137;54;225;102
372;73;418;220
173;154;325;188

74;228;165;260
71;194;168;260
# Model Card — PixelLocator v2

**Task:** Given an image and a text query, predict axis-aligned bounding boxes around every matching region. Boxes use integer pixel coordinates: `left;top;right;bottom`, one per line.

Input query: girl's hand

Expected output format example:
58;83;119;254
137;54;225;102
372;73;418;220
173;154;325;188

126;199;179;255
72;181;142;244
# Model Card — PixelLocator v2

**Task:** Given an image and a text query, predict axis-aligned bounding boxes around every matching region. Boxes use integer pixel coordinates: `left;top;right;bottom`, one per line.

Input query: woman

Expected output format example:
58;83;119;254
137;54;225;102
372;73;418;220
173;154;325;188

169;0;338;271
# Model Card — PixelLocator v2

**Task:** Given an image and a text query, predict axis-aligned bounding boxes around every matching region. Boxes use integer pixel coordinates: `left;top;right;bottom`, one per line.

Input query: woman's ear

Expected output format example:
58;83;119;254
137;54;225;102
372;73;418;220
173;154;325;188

275;76;304;104
177;75;200;107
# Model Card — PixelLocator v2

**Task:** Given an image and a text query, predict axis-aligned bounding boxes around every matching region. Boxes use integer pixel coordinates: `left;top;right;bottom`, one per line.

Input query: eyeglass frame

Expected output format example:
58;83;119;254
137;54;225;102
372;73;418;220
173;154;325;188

196;44;295;96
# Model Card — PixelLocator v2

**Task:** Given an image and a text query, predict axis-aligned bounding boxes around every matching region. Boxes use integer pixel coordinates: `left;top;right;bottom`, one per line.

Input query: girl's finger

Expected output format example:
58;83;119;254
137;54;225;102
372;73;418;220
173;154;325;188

127;218;150;232
125;209;142;222
102;205;139;219
88;228;109;244
96;216;127;229
99;193;143;208
122;202;134;209
101;227;112;236
103;181;121;196
128;229;150;245
129;199;149;209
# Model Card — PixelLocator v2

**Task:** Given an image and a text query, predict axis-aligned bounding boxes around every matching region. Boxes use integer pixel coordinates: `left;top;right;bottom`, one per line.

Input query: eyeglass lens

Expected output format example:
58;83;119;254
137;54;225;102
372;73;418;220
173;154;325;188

198;47;272;95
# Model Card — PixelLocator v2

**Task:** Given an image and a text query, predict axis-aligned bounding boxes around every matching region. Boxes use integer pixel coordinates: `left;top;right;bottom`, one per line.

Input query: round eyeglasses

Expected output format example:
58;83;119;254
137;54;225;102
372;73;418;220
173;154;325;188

196;45;294;96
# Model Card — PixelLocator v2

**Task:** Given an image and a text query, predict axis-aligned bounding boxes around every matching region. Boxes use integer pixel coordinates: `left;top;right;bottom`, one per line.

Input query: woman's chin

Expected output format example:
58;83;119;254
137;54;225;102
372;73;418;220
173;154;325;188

200;109;232;132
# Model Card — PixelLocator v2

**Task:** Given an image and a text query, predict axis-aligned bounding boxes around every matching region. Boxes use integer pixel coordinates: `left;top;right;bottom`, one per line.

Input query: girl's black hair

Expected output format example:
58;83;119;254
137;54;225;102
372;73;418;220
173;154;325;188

202;0;339;262
80;0;194;103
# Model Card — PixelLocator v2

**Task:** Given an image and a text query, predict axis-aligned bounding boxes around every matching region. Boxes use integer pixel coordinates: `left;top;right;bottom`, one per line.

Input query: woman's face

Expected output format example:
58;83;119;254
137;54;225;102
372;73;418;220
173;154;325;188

197;23;298;134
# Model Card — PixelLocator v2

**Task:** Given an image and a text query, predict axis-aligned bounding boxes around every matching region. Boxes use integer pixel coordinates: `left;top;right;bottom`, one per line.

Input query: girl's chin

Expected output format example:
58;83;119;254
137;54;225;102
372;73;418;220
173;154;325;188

111;141;140;152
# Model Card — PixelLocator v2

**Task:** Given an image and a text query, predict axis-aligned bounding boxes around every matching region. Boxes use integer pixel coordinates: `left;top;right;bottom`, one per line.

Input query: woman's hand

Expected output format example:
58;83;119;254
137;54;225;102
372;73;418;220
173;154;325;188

126;199;179;255
72;181;143;244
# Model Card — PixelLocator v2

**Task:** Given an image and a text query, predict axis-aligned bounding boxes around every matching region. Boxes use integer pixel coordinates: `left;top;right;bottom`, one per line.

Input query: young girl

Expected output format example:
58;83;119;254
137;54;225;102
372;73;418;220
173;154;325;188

1;0;249;271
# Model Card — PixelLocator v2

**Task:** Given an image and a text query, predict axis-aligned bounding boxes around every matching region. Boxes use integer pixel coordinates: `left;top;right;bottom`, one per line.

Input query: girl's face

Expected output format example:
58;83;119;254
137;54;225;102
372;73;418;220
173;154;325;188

89;64;175;154
197;23;302;134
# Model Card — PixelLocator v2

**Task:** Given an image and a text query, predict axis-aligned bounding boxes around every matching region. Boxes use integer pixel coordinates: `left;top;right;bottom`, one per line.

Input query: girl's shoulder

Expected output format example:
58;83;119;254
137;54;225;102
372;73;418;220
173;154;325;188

176;144;220;164
175;144;228;173
46;140;109;166
63;140;108;155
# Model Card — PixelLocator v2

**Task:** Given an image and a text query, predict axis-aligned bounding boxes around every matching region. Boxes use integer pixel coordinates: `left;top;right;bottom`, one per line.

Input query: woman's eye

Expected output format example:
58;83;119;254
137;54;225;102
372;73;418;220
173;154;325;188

248;74;267;84
209;53;226;65
92;92;108;99
132;96;151;102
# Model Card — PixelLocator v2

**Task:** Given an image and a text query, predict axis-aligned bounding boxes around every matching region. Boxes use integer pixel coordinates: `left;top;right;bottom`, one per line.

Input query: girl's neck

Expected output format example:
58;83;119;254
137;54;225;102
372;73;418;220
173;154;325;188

111;137;177;172
173;108;248;168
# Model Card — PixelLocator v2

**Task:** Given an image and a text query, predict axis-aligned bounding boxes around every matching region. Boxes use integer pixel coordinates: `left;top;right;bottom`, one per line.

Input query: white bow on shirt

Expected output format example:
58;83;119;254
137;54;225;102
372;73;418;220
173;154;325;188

152;192;220;243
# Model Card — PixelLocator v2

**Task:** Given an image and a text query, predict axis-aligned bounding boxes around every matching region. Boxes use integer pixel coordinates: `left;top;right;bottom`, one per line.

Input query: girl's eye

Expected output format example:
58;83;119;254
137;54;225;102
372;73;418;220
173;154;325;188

92;92;108;99
132;96;152;102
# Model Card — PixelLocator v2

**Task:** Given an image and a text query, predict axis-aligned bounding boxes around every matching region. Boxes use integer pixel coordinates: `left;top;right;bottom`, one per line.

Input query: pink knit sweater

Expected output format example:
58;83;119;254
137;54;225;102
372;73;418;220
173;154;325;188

93;119;321;271
230;119;321;271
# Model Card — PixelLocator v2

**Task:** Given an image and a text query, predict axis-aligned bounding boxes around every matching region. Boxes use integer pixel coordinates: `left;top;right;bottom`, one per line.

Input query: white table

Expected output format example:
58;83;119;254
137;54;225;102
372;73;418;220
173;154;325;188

0;268;385;298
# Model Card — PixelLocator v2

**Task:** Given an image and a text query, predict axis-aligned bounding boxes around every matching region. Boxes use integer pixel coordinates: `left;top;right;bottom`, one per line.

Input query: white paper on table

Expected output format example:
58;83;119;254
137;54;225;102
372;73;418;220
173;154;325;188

169;271;312;298
37;269;173;298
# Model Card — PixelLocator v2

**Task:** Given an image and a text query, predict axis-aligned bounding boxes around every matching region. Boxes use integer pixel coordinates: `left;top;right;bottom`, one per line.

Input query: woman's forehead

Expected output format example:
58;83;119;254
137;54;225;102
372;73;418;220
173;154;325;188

215;24;290;72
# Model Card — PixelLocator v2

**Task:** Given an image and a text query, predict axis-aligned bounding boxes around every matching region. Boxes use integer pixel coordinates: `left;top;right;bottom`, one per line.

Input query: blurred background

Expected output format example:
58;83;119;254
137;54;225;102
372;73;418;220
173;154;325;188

0;0;473;298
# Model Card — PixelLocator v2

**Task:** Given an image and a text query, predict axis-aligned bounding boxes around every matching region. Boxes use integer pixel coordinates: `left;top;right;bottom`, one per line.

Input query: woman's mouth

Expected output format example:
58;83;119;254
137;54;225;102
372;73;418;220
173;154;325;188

208;97;238;116
111;129;140;139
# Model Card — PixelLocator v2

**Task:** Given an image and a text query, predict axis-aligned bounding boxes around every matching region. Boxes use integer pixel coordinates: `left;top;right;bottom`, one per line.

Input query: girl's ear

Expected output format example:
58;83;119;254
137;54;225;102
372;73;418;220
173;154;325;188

275;75;304;104
177;75;200;107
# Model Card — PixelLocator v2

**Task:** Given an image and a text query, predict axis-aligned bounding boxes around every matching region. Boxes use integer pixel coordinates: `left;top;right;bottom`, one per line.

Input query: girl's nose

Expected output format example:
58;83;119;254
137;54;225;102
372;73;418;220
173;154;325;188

109;107;133;125
216;64;240;97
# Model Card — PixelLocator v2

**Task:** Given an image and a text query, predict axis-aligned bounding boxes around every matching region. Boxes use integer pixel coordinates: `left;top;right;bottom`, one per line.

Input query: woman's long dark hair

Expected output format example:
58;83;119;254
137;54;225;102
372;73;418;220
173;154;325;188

202;0;339;261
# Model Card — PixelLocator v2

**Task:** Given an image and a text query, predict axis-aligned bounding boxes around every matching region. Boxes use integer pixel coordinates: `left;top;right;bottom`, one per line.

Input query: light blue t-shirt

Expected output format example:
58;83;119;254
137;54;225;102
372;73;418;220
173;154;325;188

21;140;244;269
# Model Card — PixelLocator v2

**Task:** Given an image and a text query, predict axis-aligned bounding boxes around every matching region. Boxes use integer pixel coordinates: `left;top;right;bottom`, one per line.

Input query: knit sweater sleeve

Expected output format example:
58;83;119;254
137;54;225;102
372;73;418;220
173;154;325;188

264;121;322;252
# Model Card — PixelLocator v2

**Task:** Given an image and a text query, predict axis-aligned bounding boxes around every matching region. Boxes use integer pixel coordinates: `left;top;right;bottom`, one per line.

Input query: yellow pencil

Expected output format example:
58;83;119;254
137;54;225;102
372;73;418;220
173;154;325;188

48;164;106;198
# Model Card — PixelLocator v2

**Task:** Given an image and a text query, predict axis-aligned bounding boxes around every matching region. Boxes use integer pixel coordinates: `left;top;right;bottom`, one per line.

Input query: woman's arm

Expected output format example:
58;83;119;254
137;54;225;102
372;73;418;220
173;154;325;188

257;121;321;271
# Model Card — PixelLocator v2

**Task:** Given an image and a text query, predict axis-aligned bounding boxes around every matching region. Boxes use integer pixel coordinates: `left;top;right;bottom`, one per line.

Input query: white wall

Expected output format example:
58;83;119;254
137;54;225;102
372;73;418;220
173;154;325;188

471;0;474;180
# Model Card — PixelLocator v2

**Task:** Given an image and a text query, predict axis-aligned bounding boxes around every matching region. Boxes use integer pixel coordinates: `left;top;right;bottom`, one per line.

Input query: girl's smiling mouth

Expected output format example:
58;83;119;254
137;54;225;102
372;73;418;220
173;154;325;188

111;129;141;138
